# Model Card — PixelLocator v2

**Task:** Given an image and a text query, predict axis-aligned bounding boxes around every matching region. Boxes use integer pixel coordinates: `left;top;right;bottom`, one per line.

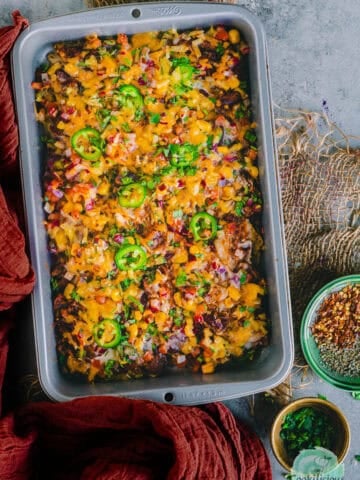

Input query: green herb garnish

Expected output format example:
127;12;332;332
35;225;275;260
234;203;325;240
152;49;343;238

175;270;187;287
280;407;335;461
317;394;327;401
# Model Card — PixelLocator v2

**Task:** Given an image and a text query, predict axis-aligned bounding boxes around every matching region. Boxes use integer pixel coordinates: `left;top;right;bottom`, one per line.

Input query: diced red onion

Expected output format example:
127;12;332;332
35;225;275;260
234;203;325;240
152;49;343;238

60;112;70;121
52;188;64;199
113;233;124;244
85;200;95;211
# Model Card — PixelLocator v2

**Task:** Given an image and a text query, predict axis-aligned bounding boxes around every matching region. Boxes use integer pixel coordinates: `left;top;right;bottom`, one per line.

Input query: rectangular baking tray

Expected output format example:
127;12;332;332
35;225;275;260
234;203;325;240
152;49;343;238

11;2;293;404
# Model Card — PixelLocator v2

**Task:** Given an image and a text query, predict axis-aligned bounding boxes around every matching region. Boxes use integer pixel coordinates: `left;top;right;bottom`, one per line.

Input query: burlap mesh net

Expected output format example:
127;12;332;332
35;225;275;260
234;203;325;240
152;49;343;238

275;109;359;359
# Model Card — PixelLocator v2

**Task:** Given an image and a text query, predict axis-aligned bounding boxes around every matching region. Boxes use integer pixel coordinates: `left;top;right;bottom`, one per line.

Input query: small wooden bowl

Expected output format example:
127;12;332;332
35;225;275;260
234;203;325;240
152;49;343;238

270;397;351;471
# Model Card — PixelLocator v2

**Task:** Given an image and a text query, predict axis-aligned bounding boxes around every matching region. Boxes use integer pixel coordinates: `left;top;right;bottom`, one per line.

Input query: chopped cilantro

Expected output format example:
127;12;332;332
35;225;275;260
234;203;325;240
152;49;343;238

144;96;156;104
244;129;257;144
235;198;248;217
120;278;133;290
240;272;247;284
104;360;115;377
149;113;161;124
121;122;132;133
206;135;214;149
317;394;327;401
70;290;81;302
175;270;187;287
118;64;130;73
123;303;131;320
280;407;335;461
215;44;225;56
171;56;191;67
50;277;59;292
107;270;117;280
147;322;158;335
127;295;144;313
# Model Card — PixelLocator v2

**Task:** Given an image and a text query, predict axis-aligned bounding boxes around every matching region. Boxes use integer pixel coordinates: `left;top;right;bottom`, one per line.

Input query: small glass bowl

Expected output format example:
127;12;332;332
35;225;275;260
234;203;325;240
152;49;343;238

300;274;360;390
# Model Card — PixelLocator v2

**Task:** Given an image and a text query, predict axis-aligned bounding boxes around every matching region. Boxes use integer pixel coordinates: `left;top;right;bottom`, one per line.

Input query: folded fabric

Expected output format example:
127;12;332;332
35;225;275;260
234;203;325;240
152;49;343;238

0;397;271;480
0;10;35;313
0;187;35;311
0;11;35;415
0;11;28;182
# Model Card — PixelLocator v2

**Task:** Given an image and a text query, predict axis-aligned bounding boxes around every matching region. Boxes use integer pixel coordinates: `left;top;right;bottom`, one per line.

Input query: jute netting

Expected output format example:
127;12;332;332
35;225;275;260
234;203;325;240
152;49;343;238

276;109;359;356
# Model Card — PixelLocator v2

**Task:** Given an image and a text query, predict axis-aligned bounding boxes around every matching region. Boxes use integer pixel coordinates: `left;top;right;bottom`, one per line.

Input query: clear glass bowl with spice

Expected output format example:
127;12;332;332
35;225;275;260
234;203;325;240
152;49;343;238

301;274;360;390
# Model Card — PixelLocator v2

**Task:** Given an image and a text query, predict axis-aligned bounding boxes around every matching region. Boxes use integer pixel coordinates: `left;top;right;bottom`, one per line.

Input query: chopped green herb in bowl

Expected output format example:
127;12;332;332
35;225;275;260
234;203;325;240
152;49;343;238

270;397;350;471
280;406;335;461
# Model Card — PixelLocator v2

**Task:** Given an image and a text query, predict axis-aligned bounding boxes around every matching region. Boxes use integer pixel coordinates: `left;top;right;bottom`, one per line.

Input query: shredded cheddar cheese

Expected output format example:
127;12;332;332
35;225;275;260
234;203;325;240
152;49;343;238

34;26;268;381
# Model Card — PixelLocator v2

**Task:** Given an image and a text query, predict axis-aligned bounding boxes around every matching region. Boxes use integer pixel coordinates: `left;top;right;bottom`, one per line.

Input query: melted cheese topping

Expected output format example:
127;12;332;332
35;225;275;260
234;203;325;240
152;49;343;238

34;26;268;381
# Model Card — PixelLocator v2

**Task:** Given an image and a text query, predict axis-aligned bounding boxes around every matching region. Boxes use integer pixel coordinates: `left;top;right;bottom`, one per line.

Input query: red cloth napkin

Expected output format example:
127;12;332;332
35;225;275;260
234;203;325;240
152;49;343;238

0;397;271;480
0;12;272;480
0;11;35;414
0;10;35;312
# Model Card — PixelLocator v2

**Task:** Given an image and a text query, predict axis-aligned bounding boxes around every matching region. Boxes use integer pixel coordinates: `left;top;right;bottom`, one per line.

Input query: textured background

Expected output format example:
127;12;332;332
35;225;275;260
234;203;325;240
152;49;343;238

1;1;360;478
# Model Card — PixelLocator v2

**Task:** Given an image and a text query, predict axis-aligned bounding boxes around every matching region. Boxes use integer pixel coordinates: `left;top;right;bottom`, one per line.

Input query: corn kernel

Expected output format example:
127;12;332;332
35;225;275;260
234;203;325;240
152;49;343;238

229;286;241;301
217;146;229;154
172;249;188;264
228;29;240;44
64;283;74;299
201;362;215;374
247;165;259;178
224;297;234;308
128;323;138;342
189;245;202;255
98;182;110;196
110;289;121;302
155;311;167;327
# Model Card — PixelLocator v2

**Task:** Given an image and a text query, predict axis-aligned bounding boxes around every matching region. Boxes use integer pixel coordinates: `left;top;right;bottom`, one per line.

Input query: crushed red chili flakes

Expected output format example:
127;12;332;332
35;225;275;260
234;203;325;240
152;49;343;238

311;284;360;348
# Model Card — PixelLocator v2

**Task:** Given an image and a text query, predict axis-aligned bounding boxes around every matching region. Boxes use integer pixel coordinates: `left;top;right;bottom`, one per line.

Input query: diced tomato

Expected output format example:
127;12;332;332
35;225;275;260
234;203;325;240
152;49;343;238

143;351;154;362
215;27;229;41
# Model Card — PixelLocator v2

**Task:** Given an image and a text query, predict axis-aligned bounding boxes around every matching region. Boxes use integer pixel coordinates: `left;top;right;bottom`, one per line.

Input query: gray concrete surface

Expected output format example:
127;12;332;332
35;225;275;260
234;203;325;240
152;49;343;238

1;1;359;479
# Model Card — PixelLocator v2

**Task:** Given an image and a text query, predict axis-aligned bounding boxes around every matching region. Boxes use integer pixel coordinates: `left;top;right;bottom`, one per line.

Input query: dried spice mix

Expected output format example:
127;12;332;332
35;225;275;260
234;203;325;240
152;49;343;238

311;284;360;377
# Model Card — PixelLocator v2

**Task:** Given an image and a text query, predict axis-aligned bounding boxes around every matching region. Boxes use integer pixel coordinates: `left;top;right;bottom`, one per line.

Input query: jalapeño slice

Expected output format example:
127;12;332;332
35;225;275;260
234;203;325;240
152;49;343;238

116;84;143;112
115;244;147;271
71;127;104;161
190;212;218;241
118;183;146;208
169;143;198;167
93;319;122;348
